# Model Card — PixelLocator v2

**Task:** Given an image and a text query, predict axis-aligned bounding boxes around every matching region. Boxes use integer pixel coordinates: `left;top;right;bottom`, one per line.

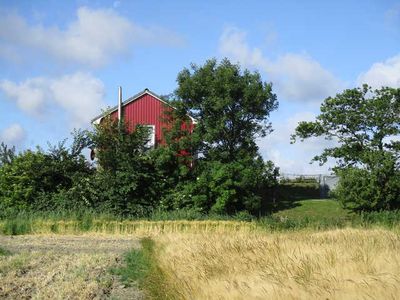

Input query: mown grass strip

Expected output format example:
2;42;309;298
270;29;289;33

112;238;178;299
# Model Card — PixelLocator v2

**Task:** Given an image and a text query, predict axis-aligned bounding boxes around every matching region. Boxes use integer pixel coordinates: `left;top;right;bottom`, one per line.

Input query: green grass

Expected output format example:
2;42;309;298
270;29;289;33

111;239;153;286
253;199;353;230
0;247;11;256
111;238;176;299
273;199;350;220
1;217;33;235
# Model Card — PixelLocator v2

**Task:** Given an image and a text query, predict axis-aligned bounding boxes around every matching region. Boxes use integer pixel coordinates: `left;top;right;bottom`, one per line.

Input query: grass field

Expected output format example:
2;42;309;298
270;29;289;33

1;200;400;299
273;199;349;220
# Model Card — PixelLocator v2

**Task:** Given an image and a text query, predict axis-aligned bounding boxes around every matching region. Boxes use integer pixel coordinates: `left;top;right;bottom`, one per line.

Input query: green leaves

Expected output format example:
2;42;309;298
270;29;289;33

86;117;163;216
0;59;281;217
0;135;93;213
336;163;400;212
168;58;280;214
293;85;400;167
175;58;278;163
292;85;400;211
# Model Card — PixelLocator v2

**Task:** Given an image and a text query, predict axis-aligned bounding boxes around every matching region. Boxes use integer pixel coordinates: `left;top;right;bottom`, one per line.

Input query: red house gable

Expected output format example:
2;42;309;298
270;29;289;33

92;88;195;146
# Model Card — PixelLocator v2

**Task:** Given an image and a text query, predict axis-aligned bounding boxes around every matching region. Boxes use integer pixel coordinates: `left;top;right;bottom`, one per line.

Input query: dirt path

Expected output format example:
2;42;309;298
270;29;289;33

0;234;144;300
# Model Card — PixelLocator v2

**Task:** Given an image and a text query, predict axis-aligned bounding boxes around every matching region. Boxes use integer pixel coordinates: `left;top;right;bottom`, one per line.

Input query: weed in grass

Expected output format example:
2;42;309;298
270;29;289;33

0;247;11;256
50;222;59;233
1;217;32;235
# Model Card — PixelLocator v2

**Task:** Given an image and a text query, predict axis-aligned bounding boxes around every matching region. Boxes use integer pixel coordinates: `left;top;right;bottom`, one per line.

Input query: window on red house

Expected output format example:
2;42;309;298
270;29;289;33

144;125;156;148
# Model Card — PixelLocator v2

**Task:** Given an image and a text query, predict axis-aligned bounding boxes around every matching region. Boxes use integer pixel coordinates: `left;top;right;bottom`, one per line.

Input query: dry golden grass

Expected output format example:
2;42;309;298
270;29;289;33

2;222;400;299
0;234;143;300
0;220;259;235
153;228;400;300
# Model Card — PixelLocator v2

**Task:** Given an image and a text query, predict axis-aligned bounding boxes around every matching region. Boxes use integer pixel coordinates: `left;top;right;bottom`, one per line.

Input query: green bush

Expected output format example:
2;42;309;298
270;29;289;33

0;138;93;212
233;210;255;222
1;216;33;235
161;158;279;215
82;118;164;217
336;165;400;212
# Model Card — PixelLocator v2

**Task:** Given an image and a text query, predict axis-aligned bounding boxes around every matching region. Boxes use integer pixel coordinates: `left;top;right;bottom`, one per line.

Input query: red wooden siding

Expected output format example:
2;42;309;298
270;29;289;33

110;93;173;145
94;90;196;148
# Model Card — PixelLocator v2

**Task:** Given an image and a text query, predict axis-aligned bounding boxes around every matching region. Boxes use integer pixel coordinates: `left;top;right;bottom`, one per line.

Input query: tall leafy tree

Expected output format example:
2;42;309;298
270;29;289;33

292;85;400;211
166;58;279;214
176;58;278;163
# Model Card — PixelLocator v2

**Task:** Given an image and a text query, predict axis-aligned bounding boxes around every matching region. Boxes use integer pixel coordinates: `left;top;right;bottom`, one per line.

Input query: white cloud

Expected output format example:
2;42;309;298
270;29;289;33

0;78;48;117
0;7;184;67
219;27;270;70
0;72;106;128
357;54;400;88
270;54;343;102
0;123;26;147
219;27;340;172
49;73;105;127
219;27;343;102
258;112;336;174
263;148;333;175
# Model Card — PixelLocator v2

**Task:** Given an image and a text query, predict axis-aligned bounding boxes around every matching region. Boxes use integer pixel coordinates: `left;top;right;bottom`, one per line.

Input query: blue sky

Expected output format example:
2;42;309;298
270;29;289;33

0;0;399;174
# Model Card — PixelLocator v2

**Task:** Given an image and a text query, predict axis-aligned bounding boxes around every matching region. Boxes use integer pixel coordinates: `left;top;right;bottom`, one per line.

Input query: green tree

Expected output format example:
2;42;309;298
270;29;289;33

176;58;278;163
165;58;279;214
292;85;400;211
86;117;162;216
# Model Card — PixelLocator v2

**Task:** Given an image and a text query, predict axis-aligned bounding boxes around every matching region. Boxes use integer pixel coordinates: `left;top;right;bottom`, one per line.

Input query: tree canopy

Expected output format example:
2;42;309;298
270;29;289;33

164;58;279;214
175;58;278;163
292;85;400;211
292;85;400;168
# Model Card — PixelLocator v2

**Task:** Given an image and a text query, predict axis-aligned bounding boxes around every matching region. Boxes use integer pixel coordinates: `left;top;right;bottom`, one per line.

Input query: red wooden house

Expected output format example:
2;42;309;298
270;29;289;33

91;88;196;147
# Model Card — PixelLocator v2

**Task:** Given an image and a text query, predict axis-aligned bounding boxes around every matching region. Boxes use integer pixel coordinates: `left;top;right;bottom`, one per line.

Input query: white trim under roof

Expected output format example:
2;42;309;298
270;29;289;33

91;88;197;125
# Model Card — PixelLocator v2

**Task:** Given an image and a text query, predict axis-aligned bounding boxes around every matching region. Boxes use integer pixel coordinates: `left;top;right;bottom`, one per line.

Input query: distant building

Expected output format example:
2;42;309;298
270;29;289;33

91;88;196;148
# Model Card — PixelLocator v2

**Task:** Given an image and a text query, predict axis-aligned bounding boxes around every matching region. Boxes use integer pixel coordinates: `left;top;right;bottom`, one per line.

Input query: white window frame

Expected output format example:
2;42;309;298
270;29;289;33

143;125;156;148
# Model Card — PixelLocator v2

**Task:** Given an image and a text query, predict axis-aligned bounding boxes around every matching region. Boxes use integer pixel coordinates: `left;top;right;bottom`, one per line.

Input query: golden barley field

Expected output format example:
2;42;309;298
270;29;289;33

1;223;400;299
152;228;400;300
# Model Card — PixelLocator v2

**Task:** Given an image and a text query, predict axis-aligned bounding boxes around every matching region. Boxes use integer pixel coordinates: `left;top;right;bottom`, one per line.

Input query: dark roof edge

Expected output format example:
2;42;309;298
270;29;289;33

91;88;178;124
